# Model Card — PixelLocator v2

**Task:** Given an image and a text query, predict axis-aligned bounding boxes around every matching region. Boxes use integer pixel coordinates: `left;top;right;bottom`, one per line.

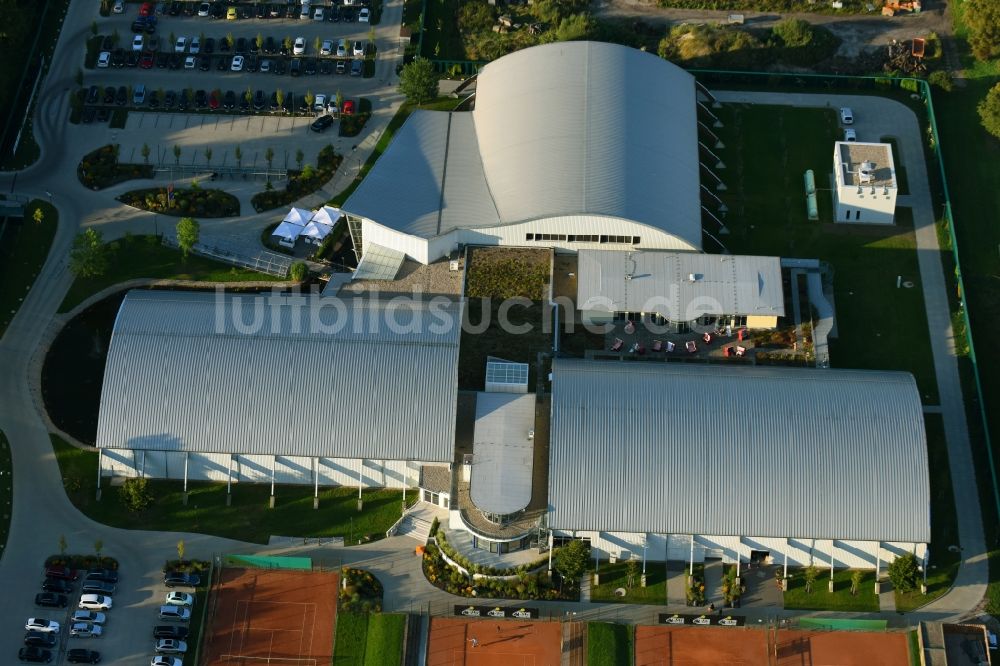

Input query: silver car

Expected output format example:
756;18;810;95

155;638;188;654
70;622;103;638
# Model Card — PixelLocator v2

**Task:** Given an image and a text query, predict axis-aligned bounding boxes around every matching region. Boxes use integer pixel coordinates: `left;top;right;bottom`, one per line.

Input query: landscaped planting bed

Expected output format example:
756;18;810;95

78;144;154;190
118;185;239;217
251;145;341;212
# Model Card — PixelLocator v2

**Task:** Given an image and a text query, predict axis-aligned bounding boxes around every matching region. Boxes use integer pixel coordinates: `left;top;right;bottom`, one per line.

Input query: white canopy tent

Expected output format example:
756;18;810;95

300;220;333;245
272;221;305;248
283;207;313;226
311;205;343;228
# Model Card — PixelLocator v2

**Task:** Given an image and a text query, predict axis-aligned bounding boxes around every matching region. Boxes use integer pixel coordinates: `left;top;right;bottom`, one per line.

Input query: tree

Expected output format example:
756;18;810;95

888;553;920;593
176;539;186;562
850;570;863;596
176;217;200;258
204;146;213;166
295;148;304;168
173;144;182;165
399;57;438;105
33;207;44;225
256;32;264;51
234;144;243;167
552;539;590;589
289;261;308;282
275;88;284;111
978;83;1000;140
58;535;68;555
929;70;953;93
69;228;110;278
168;31;175;49
803;565;819;594
625;558;639;588
226;32;235;50
772;18;814;47
283;36;292;53
118;477;153;512
304;90;315;110
964;0;1000;61
141;143;151;164
313;36;321;54
265;147;275;169
94;539;103;557
335;90;344;117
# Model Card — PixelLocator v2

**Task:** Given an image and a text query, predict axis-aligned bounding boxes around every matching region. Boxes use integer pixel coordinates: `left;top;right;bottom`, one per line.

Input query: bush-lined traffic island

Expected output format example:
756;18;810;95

251;144;342;212
78;144;154;190
118;184;240;217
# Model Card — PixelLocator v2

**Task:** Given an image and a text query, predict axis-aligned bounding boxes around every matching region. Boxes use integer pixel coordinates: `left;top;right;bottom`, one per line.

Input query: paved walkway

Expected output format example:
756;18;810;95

714;90;987;618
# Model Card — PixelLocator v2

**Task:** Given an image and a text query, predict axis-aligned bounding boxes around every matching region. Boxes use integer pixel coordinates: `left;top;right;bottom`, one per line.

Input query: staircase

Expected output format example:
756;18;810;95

395;513;434;543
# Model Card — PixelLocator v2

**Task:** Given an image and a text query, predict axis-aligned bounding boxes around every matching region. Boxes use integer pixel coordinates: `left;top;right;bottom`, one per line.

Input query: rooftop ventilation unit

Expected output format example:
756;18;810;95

859;161;876;184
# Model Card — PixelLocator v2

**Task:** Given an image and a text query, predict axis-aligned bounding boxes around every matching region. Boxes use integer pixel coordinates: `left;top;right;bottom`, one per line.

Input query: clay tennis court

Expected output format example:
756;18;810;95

636;625;910;666
203;567;339;666
426;617;562;666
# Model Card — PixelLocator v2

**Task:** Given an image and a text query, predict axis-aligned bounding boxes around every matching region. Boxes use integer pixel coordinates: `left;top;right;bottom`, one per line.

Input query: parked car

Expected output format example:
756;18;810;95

313;6;323;20
151;657;182;666
304;58;317;74
155;639;188;654
164;89;177;108
320;39;333;56
85;85;100;104
194;89;208;108
153;626;190;640
84;569;119;584
335;59;346;74
290;57;302;76
350;58;362;76
226;5;237;19
293;36;305;55
24;631;57;648
157;605;191;622
190;36;201;54
231;55;244;71
72;611;107;625
209;90;221;109
78;595;113;611
844;128;857;142
126;51;140;67
163;573;198;589
42;578;73;594
204;37;215;53
174;36;187;52
342;99;355;115
96;51;111;68
25;619;60;633
168;1;181;15
66;649;101;664
140;51;155;68
352;40;364;56
310;114;333;132
139;2;155;16
18;647;52;663
113;0;125;13
197;1;210;15
223;90;236;109
133;34;145;51
115;86;128;105
840;107;854;124
319;58;332;74
102;86;116;104
253;90;266;110
70;622;103;639
358;7;370;21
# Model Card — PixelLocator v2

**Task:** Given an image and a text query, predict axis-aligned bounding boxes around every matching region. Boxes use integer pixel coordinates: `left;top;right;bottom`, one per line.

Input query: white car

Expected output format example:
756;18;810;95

184;55;196;69
844;128;857;142
70;622;103;638
72;611;106;625
97;51;111;68
132;35;144;51
155;639;188;654
174;36;187;53
840;107;854;124
352;40;364;56
320;39;333;55
164;591;194;607
197;1;210;16
293;36;305;55
358;7;370;21
25;619;60;633
78;594;113;611
259;59;271;72
313;93;327;112
151;658;183;666
313;6;323;20
190;36;200;54
113;0;125;12
231;55;244;71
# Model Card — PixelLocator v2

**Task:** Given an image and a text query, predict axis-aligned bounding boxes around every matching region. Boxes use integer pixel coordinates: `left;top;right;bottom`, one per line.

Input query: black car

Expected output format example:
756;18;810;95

282;91;294;113
290;58;301;77
24;631;57;648
310;114;333;133
298;95;310;112
239;4;251;18
156;51;169;67
216;55;228;71
86;85;100;104
273;59;286;75
304;58;316;75
268;91;279;110
168;53;182;69
210;1;225;17
111;49;126;67
262;36;275;54
34;592;68;608
223;90;236;109
239;94;250;111
268;3;280;17
183;0;196;14
246;55;259;72
194;89;207;108
130;20;146;33
85;569;119;584
220;37;232;52
100;35;114;51
318;59;332;75
329;5;339;21
82;580;116;595
147;90;160;108
235;37;247;55
199;55;211;71
42;577;73;593
248;37;259;54
66;649;101;664
178;90;191;110
164;89;177;108
204;37;215;54
96;106;111;122
81;106;96;123
153;625;190;640
168;1;181;14
18;647;52;663
255;2;265;17
253;89;266;110
126;51;140;67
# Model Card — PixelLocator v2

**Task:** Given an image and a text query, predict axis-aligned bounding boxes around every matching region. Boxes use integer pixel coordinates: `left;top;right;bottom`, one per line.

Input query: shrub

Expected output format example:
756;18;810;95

978;83;1000;140
928;70;953;92
289;261;308;282
772;18;814;48
888;553;920;593
118;477;154;512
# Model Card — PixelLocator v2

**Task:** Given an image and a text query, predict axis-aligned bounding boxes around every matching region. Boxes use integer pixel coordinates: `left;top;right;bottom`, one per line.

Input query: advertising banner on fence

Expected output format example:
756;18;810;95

658;613;745;627
455;605;540;619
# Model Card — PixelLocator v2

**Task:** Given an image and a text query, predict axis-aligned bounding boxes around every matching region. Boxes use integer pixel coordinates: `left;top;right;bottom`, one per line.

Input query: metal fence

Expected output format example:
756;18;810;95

162;236;291;277
154;163;288;182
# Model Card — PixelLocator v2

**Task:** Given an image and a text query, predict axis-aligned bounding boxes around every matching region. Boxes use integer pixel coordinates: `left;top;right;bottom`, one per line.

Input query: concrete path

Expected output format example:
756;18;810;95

880;579;898;612
666;560;687;605
705;559;724;607
714;90;986;619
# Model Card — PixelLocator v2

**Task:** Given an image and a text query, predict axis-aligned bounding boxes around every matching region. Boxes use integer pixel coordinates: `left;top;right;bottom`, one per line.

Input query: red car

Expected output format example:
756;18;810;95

342;99;355;115
139;51;155;68
138;2;154;16
44;565;78;581
208;91;220;110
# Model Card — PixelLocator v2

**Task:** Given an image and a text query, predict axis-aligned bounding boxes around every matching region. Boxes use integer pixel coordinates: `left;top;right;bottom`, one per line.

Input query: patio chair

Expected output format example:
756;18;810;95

702;332;712;344
611;338;624;352
724;346;733;357
624;321;636;335
652;340;663;352
736;345;747;357
665;341;675;353
685;340;697;353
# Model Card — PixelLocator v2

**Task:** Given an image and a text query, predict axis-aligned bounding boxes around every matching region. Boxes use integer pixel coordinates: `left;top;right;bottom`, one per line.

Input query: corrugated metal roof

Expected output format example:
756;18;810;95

96;290;461;462
577;250;785;320
549;359;929;543
343;42;701;250
471;393;536;515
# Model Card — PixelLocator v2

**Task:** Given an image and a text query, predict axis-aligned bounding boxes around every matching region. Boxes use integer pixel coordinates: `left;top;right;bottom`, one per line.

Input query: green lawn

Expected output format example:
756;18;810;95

587;622;633;666
0;200;57;338
333;612;369;665
0;432;11;560
329;97;464;207
590;561;666;605
364;614;406;666
896;415;960;611
718;104;938;402
783;568;879;612
58;234;283;313
51;435;414;544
